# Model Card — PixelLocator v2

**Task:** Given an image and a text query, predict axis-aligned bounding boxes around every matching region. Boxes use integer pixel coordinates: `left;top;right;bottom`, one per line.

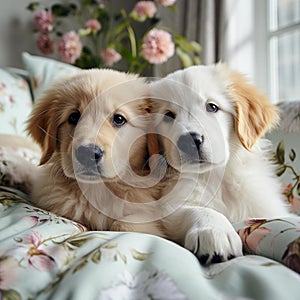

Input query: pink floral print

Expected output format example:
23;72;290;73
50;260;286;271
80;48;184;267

15;231;56;271
237;219;271;252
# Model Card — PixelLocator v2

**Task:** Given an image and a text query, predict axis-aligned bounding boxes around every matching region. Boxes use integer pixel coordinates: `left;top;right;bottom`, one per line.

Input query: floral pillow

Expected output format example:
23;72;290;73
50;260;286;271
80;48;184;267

267;100;300;215
0;69;33;137
22;52;81;101
235;217;300;274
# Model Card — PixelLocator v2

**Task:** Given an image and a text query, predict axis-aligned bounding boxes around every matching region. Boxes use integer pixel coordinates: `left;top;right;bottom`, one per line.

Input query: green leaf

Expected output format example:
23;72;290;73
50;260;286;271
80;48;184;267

51;4;71;17
276;140;285;164
2;289;22;300
69;3;78;13
130;11;147;22
175;35;199;54
73;259;88;273
78;28;92;36
26;2;40;11
91;249;101;264
276;165;286;177
289;149;296;161
102;242;118;249
75;46;100;69
190;41;202;53
193;56;201;65
130;249;151;261
118;251;127;264
176;48;193;68
261;262;279;267
297;182;300;196
68;237;91;248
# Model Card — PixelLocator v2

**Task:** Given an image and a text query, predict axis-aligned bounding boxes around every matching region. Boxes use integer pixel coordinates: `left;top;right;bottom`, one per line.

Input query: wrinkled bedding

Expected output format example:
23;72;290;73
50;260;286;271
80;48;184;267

0;187;300;300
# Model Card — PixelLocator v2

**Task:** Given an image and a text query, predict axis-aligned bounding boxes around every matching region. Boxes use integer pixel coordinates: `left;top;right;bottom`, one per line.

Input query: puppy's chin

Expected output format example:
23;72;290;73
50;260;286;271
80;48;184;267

165;148;226;174
61;159;104;183
170;159;221;174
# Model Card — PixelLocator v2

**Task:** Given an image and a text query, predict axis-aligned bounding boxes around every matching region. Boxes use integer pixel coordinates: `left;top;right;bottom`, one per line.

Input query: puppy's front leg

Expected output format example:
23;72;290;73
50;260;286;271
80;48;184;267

163;206;243;264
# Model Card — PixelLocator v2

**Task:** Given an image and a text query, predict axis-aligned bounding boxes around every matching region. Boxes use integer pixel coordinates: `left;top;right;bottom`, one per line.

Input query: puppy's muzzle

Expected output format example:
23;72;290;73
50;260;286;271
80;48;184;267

75;144;103;168
177;132;204;162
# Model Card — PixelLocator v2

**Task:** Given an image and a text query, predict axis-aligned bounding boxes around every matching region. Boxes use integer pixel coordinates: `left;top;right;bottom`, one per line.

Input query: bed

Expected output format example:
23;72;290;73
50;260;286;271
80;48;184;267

0;53;299;299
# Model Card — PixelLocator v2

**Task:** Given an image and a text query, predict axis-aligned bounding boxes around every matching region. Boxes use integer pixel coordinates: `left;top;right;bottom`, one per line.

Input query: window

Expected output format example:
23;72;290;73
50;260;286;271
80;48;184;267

268;0;300;102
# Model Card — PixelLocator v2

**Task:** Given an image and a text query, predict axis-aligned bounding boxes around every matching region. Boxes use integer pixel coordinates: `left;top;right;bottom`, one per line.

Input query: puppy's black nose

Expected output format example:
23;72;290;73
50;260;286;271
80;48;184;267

75;144;103;167
177;132;204;156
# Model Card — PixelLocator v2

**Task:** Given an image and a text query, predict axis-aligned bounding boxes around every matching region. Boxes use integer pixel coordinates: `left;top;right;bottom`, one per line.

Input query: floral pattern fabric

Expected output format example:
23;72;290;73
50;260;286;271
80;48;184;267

1;187;300;300
266;100;300;215
0;69;32;137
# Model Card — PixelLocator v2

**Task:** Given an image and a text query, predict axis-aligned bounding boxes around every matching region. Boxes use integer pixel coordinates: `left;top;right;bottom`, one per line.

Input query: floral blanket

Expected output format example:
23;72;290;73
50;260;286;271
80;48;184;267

0;186;300;300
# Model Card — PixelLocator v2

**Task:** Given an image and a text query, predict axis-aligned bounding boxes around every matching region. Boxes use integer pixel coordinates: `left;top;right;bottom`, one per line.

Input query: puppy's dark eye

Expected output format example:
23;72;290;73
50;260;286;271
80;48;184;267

68;110;81;125
206;102;219;113
164;111;176;122
113;114;127;127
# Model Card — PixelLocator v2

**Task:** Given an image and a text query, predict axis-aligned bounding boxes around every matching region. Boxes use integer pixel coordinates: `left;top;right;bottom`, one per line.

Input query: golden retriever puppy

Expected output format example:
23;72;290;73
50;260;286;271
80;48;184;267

150;64;291;264
27;69;165;237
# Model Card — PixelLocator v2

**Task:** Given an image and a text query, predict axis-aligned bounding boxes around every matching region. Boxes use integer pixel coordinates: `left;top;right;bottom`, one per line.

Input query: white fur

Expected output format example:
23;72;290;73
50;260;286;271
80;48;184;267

150;65;291;264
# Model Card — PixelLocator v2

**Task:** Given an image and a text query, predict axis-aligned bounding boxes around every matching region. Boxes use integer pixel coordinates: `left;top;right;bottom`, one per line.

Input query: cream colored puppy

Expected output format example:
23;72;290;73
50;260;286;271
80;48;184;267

150;64;290;264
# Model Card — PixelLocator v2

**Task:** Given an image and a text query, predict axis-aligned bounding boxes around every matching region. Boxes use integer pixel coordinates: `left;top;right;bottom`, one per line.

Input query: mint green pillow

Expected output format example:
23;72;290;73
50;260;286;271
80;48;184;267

22;52;81;101
0;68;32;136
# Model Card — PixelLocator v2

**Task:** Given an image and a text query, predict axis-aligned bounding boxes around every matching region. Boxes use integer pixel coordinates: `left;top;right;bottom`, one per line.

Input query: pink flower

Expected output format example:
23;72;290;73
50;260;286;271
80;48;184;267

85;19;102;32
237;219;270;252
101;48;122;66
16;231;56;271
34;10;54;33
156;0;176;6
133;1;157;19
58;31;83;64
36;34;55;55
282;183;300;213
24;216;39;227
141;29;175;64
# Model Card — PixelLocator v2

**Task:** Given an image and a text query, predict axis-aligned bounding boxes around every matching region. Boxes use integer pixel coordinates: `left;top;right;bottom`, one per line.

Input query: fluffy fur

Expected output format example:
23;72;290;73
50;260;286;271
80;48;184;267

0;134;41;193
150;64;291;264
27;69;166;237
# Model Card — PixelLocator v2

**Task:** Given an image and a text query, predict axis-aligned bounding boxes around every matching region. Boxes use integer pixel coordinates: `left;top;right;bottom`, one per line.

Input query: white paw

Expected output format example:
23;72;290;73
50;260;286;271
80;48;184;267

0;157;37;194
184;218;243;265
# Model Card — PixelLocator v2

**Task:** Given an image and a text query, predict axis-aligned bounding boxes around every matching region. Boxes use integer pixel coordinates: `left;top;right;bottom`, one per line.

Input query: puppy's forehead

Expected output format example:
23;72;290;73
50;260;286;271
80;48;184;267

167;65;227;98
56;69;149;114
152;65;233;113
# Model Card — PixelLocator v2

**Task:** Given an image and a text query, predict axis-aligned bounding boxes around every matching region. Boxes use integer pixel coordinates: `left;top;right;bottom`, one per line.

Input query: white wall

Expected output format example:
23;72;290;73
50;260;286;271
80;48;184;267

0;0;42;68
0;0;137;68
0;0;265;94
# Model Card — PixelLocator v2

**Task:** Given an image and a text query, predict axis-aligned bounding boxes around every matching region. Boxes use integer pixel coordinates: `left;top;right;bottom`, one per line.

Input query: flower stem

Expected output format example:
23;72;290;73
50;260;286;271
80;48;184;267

120;9;137;58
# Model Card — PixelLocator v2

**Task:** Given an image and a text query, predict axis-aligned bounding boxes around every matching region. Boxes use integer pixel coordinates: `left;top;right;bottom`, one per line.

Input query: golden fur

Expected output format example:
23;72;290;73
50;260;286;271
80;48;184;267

227;69;279;150
27;69;166;237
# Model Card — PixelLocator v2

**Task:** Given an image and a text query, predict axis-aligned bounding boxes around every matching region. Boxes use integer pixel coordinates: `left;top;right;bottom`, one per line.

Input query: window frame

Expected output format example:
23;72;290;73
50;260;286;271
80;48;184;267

257;0;300;103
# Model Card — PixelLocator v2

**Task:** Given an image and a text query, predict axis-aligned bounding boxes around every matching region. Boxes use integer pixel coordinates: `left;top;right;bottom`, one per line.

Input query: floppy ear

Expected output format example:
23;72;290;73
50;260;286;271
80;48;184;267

27;91;59;165
228;70;279;150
